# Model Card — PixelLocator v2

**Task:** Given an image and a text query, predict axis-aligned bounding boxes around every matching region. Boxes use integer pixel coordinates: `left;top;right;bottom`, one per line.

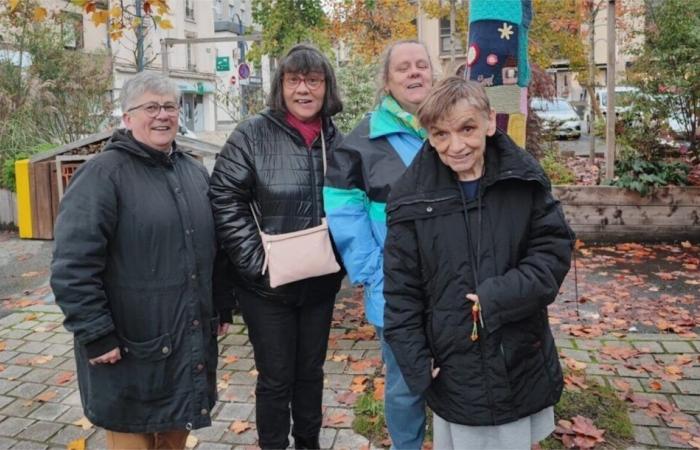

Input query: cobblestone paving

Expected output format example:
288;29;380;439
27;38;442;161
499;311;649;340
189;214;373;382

0;299;697;449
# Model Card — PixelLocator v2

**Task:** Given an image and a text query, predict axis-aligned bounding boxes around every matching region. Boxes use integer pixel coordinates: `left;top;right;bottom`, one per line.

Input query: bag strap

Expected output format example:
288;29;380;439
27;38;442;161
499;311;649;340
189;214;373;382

250;128;328;233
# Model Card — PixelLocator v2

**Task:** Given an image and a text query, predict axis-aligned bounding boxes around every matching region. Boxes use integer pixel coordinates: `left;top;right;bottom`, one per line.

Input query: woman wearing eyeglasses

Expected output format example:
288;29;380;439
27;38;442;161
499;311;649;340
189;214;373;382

209;44;344;449
51;71;232;450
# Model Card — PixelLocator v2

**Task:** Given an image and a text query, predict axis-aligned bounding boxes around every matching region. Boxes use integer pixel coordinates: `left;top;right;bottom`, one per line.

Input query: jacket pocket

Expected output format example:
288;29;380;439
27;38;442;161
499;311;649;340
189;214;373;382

119;333;174;400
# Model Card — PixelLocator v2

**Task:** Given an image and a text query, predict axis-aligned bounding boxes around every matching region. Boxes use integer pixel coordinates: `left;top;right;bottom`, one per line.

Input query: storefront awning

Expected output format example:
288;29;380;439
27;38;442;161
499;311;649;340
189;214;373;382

177;81;215;94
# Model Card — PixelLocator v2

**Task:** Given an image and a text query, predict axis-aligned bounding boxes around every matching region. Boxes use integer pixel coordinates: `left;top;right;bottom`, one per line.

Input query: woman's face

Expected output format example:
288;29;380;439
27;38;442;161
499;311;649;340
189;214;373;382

123;92;179;151
282;71;326;122
384;43;433;114
427;99;496;181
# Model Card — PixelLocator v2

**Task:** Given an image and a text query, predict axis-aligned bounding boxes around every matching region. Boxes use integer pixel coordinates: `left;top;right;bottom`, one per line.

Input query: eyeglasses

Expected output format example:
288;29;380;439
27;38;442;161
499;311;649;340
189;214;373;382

128;102;180;117
283;74;325;90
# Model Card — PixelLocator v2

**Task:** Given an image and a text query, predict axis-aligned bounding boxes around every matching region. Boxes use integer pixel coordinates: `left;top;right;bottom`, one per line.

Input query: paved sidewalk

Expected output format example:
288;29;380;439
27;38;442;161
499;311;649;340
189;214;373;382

0;296;697;449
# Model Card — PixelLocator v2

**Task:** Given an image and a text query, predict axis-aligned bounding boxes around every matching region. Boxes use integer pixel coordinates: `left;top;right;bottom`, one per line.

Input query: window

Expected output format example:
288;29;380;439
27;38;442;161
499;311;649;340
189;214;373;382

60;12;84;49
185;0;195;21
214;0;223;19
439;17;463;55
229;3;235;19
186;32;196;71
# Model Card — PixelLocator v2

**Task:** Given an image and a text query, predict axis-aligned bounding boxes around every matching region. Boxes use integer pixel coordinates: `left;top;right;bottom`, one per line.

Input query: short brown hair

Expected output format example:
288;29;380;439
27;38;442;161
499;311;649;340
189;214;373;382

267;44;343;117
417;76;491;128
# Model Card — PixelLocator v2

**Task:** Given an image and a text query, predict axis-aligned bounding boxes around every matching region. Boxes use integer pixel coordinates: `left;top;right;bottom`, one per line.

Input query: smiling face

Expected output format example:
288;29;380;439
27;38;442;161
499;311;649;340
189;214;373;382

282;71;326;122
428;99;496;181
384;43;432;114
123;92;179;151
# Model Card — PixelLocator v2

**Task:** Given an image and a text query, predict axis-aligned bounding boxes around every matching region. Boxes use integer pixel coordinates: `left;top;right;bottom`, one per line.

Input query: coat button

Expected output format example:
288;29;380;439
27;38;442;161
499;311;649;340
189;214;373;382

175;187;181;193
191;274;197;280
196;363;204;372
192;319;200;327
161;346;169;354
426;206;433;212
200;408;208;416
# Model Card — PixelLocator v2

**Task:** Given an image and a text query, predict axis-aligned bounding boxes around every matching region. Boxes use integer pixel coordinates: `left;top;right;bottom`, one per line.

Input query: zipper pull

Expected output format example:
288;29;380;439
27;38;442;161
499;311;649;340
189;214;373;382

467;294;483;341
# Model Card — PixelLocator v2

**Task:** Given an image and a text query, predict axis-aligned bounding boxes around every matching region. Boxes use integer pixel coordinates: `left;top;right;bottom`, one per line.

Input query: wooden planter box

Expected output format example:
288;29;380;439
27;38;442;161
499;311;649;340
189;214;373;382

553;185;700;242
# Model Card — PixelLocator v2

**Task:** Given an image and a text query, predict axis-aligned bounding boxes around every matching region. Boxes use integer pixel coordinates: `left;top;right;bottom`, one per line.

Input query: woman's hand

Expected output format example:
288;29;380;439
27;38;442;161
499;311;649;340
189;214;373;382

218;323;230;336
431;359;440;378
89;347;121;365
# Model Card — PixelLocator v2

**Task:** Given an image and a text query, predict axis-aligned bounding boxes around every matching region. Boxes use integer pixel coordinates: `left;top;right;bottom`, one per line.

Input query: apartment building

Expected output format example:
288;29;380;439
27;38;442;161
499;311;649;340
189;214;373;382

16;0;266;133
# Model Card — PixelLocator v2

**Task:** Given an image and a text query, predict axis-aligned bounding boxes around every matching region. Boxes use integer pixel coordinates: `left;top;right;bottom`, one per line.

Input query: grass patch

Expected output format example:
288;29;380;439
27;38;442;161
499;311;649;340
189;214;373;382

352;391;387;445
541;379;634;449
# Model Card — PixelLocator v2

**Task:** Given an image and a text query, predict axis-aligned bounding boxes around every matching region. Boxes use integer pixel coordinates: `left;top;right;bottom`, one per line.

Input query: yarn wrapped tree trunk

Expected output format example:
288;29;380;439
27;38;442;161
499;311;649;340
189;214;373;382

465;0;532;149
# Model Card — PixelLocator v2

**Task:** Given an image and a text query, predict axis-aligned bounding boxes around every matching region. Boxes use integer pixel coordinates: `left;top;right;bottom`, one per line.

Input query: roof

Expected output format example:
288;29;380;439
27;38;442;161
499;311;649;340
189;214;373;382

30;130;221;163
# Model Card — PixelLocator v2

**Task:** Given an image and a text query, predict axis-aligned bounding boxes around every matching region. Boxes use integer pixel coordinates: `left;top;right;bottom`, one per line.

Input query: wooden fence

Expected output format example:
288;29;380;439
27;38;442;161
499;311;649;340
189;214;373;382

554;186;700;242
0;188;17;229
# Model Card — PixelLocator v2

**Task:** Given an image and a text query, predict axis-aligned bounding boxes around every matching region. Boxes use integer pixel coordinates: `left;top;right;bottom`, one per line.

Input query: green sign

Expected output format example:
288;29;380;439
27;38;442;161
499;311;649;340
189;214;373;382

196;82;204;95
216;56;230;71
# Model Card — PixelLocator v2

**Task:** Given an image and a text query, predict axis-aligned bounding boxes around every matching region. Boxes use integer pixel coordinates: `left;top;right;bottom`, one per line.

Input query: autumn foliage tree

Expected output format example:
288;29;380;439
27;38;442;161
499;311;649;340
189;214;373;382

249;0;328;63
325;0;416;63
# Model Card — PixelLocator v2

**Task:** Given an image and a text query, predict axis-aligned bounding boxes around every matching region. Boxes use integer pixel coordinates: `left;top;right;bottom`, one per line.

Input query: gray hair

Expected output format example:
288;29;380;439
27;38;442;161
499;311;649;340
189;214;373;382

417;77;491;129
375;39;433;104
120;71;180;112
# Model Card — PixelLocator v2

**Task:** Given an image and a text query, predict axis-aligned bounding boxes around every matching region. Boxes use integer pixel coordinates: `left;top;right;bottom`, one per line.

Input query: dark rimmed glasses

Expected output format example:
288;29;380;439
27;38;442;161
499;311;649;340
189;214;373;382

283;74;325;90
127;102;180;118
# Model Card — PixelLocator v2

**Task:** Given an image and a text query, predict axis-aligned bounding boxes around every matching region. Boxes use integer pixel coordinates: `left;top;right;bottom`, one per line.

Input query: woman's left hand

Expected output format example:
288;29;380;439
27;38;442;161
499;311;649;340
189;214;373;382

466;293;479;303
217;323;230;336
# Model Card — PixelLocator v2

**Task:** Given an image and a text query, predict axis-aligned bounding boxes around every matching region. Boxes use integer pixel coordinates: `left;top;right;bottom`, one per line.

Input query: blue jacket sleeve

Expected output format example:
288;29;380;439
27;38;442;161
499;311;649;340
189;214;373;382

324;145;383;286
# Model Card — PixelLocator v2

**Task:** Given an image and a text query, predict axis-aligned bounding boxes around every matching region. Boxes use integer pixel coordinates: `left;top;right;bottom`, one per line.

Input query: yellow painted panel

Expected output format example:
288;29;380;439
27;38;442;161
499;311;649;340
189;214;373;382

15;159;32;238
507;113;526;149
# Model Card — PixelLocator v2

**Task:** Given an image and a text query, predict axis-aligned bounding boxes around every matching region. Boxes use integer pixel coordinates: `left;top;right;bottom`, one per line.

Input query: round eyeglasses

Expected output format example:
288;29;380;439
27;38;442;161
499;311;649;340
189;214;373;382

128;102;180;118
283;75;325;90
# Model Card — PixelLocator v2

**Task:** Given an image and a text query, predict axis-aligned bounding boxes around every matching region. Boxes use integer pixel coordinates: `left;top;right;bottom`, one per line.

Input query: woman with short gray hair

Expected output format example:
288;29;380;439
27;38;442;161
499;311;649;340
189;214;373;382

51;71;232;450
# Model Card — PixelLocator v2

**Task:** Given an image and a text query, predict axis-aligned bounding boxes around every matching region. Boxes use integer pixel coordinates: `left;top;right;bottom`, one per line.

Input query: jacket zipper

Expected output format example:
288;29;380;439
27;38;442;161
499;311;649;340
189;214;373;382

309;139;319;226
386;194;458;213
458;181;496;423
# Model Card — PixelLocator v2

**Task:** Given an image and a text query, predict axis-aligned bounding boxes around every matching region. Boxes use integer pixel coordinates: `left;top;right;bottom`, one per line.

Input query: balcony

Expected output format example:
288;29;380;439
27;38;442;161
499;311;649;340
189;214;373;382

214;20;246;34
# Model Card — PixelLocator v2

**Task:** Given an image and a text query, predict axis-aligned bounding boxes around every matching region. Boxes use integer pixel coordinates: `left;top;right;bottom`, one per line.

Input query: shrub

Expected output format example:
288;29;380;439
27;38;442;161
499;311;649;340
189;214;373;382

541;149;576;185
0;143;55;192
606;158;689;196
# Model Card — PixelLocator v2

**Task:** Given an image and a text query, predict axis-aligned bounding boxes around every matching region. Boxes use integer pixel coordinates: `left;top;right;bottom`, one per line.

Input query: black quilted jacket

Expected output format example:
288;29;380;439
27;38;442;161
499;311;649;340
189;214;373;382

384;130;574;426
209;109;344;301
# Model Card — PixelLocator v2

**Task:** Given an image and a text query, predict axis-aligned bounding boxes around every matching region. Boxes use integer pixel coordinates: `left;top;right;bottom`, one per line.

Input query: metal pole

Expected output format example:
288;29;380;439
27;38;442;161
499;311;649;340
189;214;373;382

605;0;616;180
135;0;144;71
450;0;457;64
588;18;596;161
160;40;169;73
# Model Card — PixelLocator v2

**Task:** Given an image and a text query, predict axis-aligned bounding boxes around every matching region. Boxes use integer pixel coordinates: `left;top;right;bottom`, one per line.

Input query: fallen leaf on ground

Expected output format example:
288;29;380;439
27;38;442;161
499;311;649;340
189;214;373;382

73;416;93;430
335;391;359;405
350;375;368;393
331;354;349;362
224;355;238;364
229;420;251;434
35;390;57;402
67;437;86;450
564;357;587;372
648;380;663;391
323;412;350;427
23;313;38;321
185;435;198;448
21;271;40;278
612;379;631;392
55;371;74;385
564;374;588;391
373;377;385;400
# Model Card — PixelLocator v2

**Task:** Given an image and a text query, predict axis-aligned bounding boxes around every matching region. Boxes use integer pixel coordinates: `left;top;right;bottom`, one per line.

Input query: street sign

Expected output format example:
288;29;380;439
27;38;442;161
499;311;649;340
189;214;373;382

216;56;230;71
238;63;250;80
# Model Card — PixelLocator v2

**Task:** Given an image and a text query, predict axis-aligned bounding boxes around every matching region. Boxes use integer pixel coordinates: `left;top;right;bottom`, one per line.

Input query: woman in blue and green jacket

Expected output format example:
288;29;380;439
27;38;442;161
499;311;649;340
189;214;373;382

324;40;434;450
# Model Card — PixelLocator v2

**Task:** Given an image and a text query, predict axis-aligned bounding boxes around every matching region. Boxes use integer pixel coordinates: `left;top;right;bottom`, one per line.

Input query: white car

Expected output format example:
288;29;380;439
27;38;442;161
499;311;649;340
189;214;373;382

531;98;582;139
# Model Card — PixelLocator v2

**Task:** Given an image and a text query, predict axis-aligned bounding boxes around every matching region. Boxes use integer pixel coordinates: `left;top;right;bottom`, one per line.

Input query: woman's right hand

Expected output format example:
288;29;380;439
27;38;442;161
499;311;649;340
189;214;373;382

89;347;121;365
431;359;440;378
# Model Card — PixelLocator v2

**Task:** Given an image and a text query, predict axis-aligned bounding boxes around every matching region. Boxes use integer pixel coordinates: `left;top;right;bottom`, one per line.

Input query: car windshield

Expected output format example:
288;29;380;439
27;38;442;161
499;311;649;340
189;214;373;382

533;99;571;112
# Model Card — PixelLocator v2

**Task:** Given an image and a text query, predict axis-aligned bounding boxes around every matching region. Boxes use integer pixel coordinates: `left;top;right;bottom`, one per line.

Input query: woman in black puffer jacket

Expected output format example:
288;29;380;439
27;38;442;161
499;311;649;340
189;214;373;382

384;77;574;450
208;45;344;450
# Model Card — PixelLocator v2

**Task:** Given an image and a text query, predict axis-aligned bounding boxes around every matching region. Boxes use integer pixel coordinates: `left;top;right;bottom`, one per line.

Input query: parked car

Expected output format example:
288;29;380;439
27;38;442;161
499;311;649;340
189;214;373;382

595;86;639;117
531;97;582;139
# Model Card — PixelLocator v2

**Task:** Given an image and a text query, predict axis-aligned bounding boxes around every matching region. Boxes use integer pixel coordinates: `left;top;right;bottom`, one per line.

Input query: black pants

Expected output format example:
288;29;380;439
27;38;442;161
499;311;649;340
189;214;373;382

238;286;336;449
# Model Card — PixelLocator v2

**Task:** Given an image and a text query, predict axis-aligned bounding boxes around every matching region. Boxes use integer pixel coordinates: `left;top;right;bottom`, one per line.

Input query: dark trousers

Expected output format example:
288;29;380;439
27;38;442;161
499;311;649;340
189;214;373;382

238;287;336;449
